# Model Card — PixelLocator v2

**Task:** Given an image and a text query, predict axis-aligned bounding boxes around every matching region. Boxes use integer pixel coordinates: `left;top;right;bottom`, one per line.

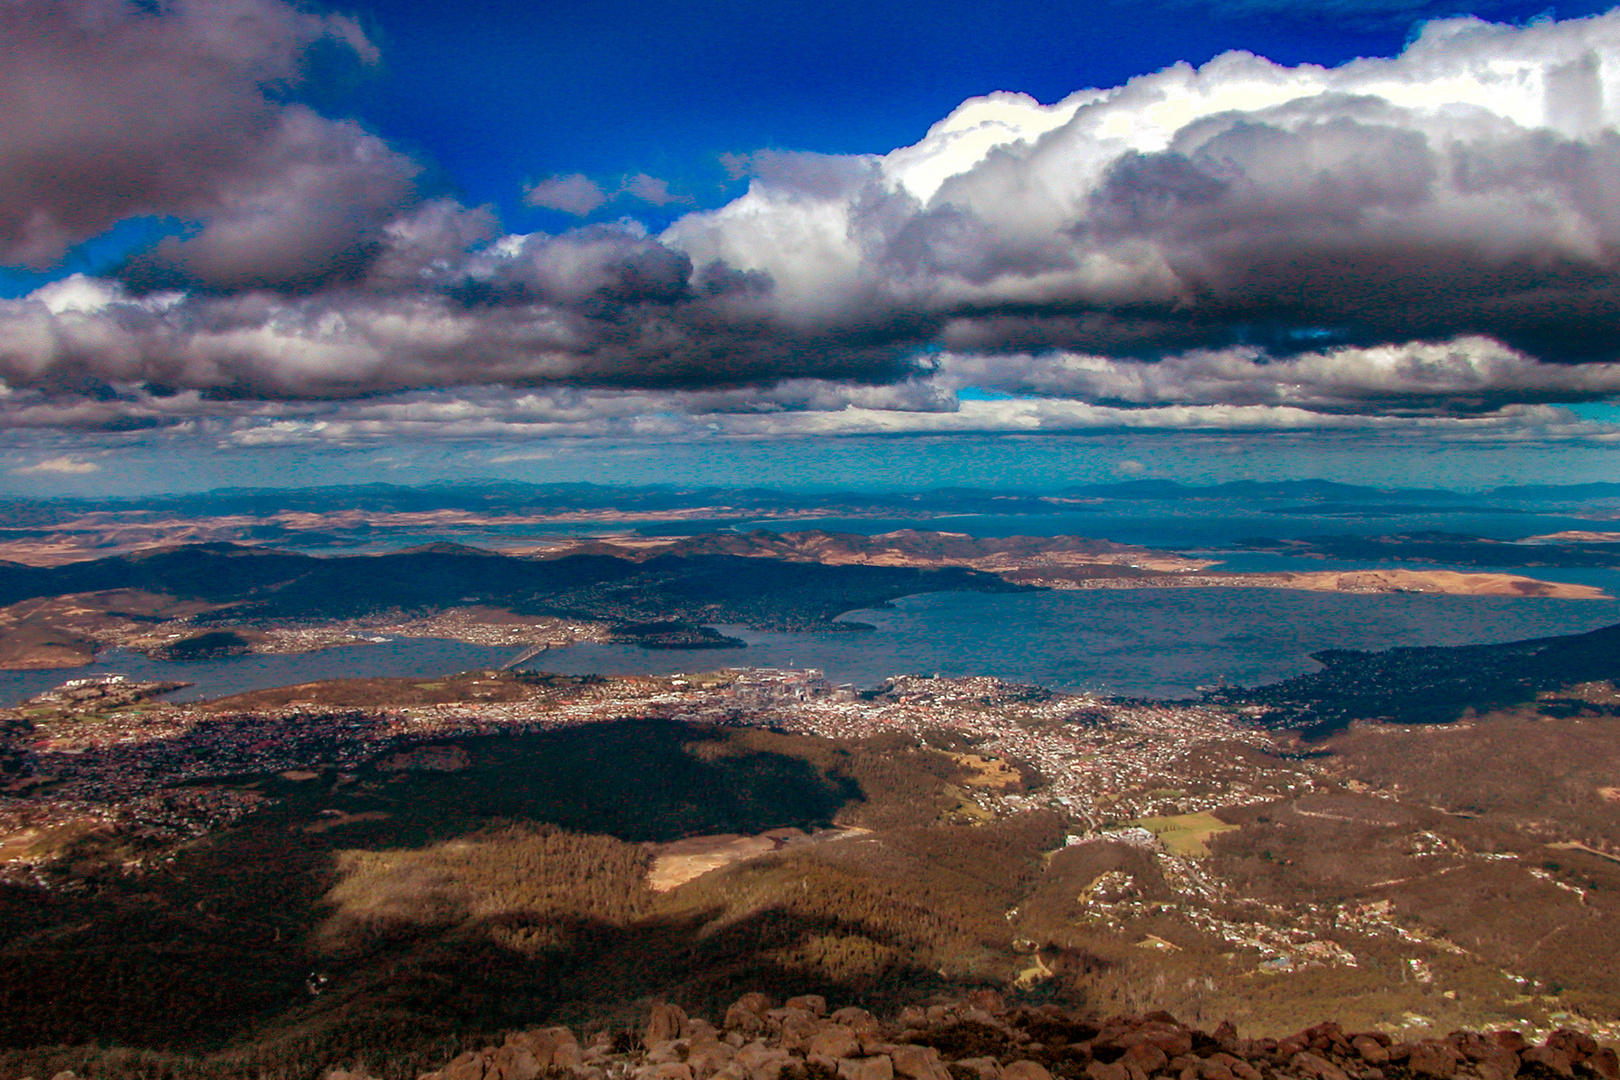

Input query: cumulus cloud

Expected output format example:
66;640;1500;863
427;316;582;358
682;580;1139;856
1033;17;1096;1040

621;173;684;207
0;368;1613;452
184;390;1620;445
934;337;1620;413
0;0;416;292
8;8;1620;432
0;252;907;398
523;172;686;214
523;174;608;216
669;14;1620;366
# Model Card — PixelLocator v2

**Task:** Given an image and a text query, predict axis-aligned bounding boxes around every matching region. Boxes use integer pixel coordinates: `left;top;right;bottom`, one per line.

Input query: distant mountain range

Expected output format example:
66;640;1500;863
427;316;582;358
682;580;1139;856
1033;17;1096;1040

4;478;1619;523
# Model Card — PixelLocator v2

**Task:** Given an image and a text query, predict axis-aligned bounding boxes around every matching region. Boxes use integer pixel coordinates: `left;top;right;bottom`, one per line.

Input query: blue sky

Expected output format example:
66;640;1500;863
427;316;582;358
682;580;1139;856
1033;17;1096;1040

3;0;1620;494
11;0;1605;279
339;0;1475;226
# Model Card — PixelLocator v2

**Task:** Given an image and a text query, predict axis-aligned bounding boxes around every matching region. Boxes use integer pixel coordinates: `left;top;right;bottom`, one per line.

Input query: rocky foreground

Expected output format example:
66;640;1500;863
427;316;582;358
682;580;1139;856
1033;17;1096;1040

326;995;1620;1080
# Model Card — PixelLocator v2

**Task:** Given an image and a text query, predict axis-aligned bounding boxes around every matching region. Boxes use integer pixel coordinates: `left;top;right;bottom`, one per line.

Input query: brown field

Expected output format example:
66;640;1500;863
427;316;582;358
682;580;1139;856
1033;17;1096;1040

0;590;222;669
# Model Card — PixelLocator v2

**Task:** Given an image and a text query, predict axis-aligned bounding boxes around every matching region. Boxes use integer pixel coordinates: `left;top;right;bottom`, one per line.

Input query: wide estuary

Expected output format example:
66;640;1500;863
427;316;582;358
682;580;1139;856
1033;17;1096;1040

4;586;1617;704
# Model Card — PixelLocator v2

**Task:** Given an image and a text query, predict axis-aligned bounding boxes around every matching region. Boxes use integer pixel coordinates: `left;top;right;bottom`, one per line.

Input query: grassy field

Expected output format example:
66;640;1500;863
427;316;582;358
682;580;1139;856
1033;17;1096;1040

1129;811;1240;855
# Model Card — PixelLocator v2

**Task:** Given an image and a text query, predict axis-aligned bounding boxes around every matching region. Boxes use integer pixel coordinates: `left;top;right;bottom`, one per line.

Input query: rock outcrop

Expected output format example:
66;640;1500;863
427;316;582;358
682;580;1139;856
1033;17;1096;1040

400;996;1619;1080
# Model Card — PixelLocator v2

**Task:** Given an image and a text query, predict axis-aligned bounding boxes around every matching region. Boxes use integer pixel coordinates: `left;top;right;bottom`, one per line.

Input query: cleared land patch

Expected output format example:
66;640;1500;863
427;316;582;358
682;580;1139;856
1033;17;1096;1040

947;752;1023;789
1130;810;1239;856
645;826;870;891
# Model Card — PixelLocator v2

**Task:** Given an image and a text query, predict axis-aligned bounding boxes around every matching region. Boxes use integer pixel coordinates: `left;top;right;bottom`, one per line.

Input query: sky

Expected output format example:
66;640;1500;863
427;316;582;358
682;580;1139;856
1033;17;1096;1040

5;0;1620;494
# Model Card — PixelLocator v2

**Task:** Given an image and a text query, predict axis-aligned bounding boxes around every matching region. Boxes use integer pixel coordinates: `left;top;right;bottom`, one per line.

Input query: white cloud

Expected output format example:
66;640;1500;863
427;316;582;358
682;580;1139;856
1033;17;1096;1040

621;173;683;206
9;10;1620;436
166;382;1617;447
933;337;1620;413
13;455;102;474
666;12;1620;362
523;174;607;215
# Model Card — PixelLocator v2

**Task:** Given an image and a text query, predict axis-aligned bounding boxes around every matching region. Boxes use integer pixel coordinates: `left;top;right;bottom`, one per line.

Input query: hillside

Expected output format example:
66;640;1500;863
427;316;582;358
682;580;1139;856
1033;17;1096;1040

0;530;1602;671
4;633;1620;1074
0;542;1024;667
1215;621;1620;730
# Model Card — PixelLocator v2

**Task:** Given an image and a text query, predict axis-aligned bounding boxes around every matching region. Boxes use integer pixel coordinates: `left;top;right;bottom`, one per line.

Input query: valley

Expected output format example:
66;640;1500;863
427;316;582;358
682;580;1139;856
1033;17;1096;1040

4;615;1620;1076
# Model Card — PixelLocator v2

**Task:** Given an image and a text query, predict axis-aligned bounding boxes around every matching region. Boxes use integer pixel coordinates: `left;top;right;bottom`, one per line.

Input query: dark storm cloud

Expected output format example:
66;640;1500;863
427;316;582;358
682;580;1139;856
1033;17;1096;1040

670;14;1620;374
0;0;417;290
1068;113;1620;361
0;227;915;399
8;8;1620;428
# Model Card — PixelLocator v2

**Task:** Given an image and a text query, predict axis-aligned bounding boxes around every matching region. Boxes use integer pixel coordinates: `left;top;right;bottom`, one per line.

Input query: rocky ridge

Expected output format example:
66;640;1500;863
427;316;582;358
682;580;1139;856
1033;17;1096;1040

326;995;1620;1080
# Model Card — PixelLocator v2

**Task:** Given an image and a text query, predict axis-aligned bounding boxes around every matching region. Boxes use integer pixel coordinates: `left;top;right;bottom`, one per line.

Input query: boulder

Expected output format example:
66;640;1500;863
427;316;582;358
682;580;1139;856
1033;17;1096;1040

735;1041;794;1080
953;1057;1003;1080
721;1007;763;1039
1275;1038;1309;1062
636;1066;694;1080
1132;1026;1194;1059
1581;1049;1620;1080
891;1043;951;1080
1407;1043;1459;1080
488;1044;540;1080
778;1009;825;1052
444;1051;490;1080
1085;1064;1130;1080
726;997;773;1036
1354;1037;1391;1065
788;995;829;1016
835;1007;884;1045
688;1039;737;1079
1121;1044;1168;1075
646;1003;690;1048
508;1027;581;1072
1523;1048;1577;1080
839;1057;896;1080
1549;1033;1600;1064
810;1027;864;1060
1003;1061;1054;1080
1303;1024;1350;1055
1586;1048;1620;1080
1289;1051;1350;1080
